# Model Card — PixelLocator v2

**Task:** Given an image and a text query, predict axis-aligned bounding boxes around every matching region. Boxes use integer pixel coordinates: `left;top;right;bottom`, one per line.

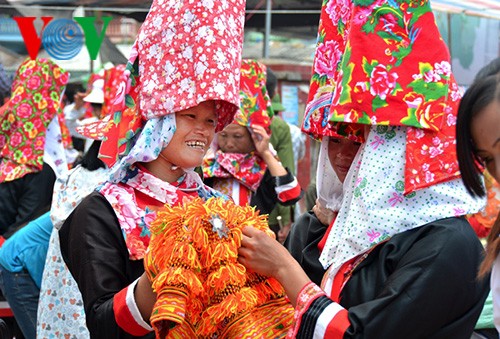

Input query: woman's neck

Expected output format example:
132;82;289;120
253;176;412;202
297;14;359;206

140;154;185;183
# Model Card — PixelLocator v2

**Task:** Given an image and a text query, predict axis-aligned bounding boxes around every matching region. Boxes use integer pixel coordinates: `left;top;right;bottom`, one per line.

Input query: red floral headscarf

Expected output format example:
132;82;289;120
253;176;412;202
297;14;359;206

303;0;462;194
232;59;273;133
0;58;69;182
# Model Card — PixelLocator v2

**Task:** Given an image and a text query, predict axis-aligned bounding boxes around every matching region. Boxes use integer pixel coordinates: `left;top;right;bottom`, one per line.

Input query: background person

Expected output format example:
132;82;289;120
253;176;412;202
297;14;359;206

456;73;500;334
203;59;303;223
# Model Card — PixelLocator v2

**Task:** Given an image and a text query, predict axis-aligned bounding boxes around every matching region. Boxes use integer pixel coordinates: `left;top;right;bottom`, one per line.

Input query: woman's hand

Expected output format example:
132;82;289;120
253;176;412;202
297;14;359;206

238;226;311;306
312;198;336;226
238;226;288;278
250;124;272;158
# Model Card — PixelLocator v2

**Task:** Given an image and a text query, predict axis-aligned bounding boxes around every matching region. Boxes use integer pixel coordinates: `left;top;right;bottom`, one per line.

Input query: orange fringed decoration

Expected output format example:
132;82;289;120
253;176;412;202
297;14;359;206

145;197;294;338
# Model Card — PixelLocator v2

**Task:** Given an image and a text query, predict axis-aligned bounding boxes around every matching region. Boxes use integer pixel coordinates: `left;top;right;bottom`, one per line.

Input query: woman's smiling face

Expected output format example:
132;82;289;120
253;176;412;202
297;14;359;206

160;100;218;169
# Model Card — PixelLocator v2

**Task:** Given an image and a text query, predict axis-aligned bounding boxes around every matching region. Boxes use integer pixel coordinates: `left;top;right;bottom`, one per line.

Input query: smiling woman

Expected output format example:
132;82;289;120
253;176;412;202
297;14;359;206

57;0;246;338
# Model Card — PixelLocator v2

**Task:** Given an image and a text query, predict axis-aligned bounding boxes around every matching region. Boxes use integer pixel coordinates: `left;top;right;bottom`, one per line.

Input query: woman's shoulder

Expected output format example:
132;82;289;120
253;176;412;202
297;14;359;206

391;216;483;255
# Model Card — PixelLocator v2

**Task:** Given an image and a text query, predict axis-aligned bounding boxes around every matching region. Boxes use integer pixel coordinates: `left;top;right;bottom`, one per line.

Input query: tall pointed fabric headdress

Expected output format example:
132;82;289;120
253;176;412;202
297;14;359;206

94;0;246;170
300;0;485;278
0;58;69;182
232;59;273;134
303;0;462;194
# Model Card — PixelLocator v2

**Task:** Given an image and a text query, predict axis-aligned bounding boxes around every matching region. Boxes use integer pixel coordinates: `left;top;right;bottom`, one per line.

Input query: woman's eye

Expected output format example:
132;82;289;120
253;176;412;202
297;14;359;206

481;156;493;164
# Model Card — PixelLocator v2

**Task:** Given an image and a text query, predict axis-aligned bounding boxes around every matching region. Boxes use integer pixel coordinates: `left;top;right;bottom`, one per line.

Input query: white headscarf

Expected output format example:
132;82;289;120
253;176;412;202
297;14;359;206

319;126;486;279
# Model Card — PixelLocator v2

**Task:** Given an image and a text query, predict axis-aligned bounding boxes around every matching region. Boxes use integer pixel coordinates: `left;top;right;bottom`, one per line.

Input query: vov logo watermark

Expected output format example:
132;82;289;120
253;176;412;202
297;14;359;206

13;16;112;60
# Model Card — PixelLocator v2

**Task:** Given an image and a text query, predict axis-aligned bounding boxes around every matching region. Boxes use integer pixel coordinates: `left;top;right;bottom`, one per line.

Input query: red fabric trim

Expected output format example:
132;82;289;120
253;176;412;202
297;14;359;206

239;185;249;206
317;215;337;252
330;259;356;303
277;184;301;202
325;309;350;339
113;286;150;336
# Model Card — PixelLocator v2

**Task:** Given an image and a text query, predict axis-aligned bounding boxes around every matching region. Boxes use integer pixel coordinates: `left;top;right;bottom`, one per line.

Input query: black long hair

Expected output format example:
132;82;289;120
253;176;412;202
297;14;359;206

79;140;106;171
456;74;500;198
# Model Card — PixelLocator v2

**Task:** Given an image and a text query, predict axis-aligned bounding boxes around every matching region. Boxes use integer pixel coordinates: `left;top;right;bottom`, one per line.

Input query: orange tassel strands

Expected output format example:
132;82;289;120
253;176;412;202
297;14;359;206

144;197;294;338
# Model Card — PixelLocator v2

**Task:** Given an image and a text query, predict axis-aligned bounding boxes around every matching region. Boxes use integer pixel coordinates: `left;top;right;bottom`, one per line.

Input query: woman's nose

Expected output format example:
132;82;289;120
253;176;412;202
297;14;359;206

338;145;357;158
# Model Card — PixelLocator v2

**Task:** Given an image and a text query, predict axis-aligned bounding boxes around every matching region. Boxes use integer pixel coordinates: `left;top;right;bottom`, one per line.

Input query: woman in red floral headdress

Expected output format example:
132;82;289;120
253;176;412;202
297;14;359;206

238;1;489;338
203;59;303;218
58;0;246;337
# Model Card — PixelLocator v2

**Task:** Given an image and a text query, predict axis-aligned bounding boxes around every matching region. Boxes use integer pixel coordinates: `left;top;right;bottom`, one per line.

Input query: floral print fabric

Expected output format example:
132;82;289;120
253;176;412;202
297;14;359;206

233;60;273;133
37;165;109;339
137;0;245;130
0;58;69;182
303;0;462;193
203;150;267;192
99;166;225;260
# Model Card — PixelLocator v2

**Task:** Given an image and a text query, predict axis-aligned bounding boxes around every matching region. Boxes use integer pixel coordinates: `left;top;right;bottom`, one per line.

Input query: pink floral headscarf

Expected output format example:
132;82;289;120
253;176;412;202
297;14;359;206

94;0;246;179
0;58;69;182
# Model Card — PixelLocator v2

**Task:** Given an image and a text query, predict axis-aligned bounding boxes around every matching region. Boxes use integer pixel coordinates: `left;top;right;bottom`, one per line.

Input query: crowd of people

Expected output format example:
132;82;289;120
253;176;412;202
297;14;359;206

0;0;499;338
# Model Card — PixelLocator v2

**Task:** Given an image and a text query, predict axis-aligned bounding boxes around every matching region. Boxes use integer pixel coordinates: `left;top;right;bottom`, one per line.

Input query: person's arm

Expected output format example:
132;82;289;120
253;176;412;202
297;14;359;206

251;124;302;206
239;219;489;338
59;192;154;339
250;124;287;177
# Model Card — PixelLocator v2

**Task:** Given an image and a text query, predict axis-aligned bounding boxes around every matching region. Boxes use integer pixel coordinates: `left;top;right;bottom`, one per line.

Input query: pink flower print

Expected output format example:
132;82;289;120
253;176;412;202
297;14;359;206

414;128;425;139
446;113;456;127
370;135;385;150
59;72;70;86
17;103;33;119
451;88;462;102
10;94;21;105
326;0;350;26
453;207;465;216
10;132;23;147
23;68;33;78
434;61;451;77
388;192;403;207
112;80;127;106
367;230;381;243
428;145;443;158
34;136;45;150
32;117;43;129
353;6;373;25
432;136;441;146
26;75;42;90
369;64;398;100
314;40;342;78
425;171;435;183
23;146;33;159
423;70;441;83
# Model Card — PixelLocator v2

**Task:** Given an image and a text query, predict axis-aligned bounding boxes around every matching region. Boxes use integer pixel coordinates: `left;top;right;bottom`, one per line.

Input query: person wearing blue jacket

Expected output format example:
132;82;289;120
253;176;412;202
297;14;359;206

0;212;52;339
